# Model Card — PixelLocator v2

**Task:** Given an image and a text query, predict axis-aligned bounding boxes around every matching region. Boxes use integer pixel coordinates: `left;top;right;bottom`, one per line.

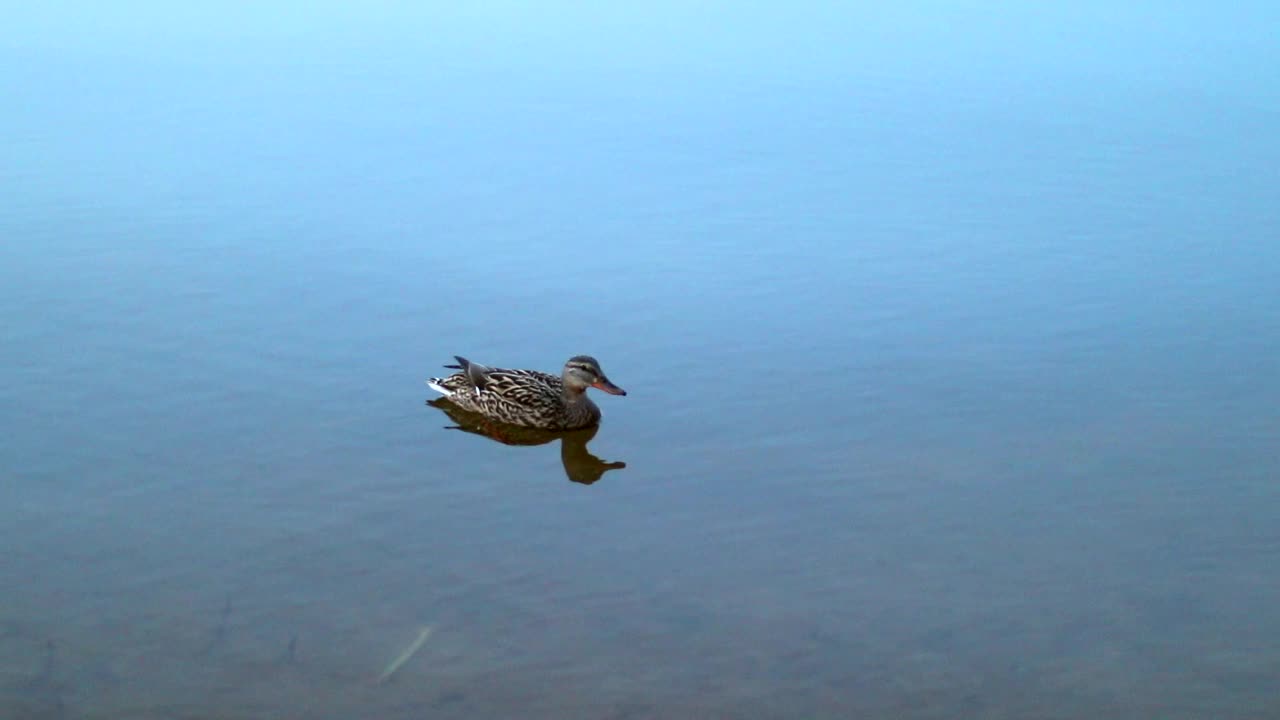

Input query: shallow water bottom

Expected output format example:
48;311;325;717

4;527;1276;720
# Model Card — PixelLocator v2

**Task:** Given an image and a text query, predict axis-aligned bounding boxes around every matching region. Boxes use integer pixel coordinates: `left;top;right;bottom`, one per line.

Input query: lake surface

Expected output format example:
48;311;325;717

3;4;1279;718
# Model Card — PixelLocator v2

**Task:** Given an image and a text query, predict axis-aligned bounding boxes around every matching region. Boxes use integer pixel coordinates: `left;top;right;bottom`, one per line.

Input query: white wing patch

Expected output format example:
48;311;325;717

425;379;453;396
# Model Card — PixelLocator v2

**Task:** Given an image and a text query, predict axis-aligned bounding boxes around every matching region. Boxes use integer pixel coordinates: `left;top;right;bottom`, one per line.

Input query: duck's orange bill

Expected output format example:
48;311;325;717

593;379;627;396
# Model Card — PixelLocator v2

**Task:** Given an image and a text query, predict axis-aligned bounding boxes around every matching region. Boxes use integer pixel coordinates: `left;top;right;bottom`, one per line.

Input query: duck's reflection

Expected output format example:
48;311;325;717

426;398;626;485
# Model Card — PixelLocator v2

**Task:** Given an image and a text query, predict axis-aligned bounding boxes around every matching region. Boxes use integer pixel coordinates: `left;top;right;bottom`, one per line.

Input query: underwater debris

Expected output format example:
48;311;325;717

377;626;433;684
15;639;67;720
199;595;233;656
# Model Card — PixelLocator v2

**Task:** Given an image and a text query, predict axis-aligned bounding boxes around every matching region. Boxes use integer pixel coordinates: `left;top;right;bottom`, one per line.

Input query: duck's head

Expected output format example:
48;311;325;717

563;355;627;396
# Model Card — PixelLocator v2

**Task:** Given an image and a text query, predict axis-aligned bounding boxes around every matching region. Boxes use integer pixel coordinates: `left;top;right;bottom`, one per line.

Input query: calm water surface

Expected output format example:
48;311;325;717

3;4;1279;718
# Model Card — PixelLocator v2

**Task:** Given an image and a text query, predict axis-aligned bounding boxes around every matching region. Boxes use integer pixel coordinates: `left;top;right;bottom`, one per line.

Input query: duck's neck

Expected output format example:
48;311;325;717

562;386;600;425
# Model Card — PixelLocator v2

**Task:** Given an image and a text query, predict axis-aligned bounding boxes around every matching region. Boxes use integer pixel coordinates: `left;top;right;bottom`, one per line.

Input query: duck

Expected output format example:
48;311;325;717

426;355;626;430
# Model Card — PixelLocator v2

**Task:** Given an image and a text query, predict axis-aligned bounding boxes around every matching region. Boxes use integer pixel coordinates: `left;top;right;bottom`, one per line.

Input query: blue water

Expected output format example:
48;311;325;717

3;3;1279;718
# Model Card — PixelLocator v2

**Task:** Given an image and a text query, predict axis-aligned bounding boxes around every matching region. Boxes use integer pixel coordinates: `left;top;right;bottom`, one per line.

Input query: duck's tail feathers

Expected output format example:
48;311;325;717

425;378;452;395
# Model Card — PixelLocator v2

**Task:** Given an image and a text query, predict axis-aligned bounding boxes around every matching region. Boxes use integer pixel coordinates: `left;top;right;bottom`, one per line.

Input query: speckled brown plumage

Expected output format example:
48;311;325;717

426;355;626;430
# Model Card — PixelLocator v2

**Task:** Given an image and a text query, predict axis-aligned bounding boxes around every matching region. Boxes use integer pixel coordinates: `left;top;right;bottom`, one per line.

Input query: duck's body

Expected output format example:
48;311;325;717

426;355;626;430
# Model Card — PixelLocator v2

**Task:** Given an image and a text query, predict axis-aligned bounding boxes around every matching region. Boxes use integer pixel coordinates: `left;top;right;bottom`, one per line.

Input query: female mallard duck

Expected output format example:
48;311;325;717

426;355;626;430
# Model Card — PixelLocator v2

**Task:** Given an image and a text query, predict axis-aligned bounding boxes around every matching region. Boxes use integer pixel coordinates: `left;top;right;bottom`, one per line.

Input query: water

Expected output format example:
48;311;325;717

3;3;1279;718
